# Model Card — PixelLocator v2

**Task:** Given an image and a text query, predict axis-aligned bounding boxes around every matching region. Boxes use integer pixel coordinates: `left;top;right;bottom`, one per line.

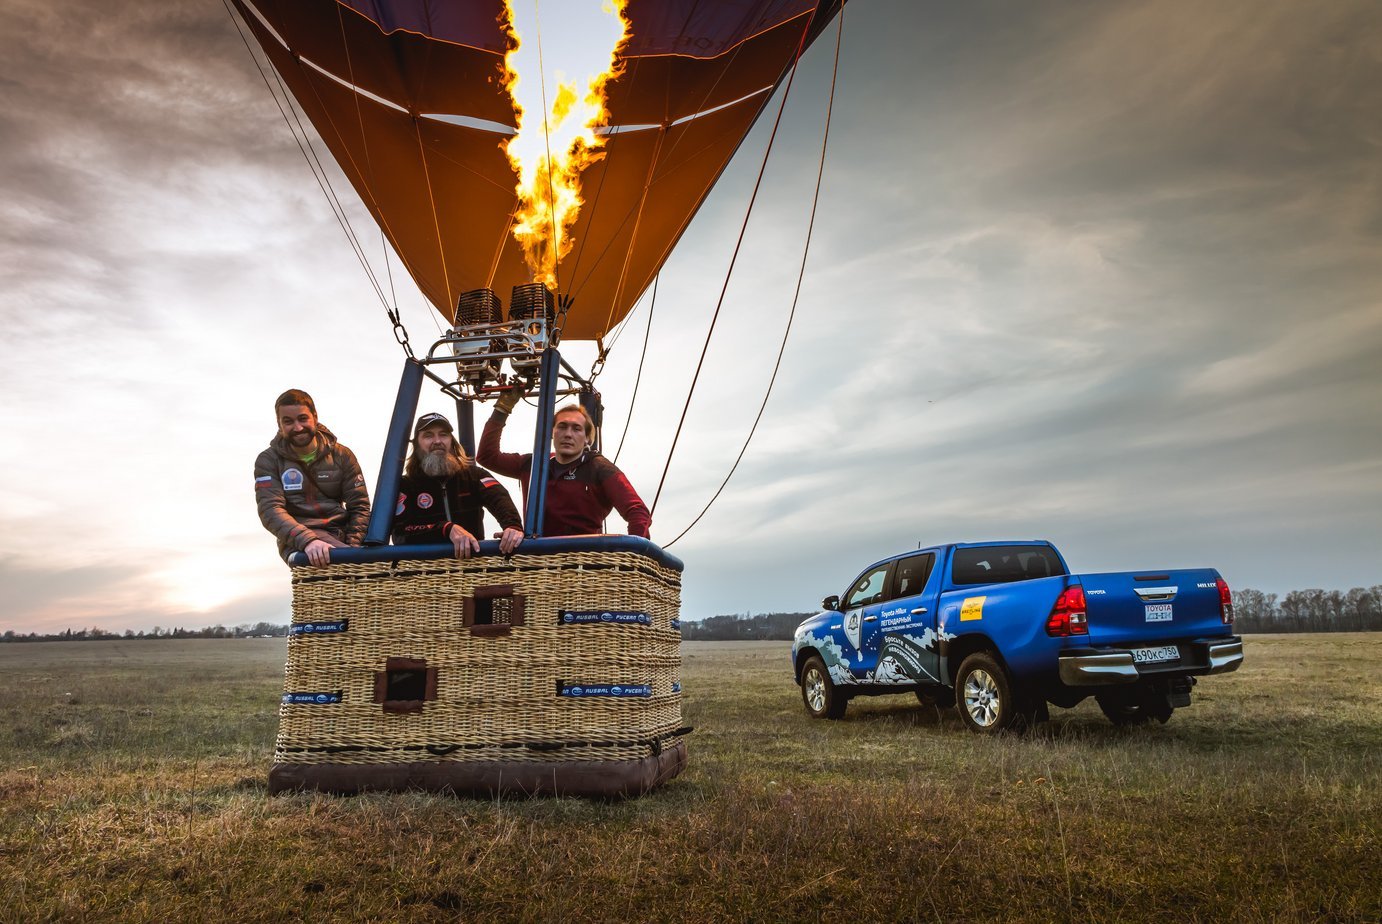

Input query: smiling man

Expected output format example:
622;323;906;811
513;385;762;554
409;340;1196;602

392;412;524;558
253;388;370;566
478;390;651;539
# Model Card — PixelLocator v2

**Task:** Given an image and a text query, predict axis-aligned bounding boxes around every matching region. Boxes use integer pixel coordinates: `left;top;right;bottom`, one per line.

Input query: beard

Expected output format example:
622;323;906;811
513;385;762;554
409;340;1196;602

420;448;463;478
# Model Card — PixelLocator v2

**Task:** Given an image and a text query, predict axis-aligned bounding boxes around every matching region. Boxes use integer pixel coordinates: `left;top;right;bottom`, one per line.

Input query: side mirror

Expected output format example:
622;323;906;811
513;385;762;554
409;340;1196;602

822;595;840;612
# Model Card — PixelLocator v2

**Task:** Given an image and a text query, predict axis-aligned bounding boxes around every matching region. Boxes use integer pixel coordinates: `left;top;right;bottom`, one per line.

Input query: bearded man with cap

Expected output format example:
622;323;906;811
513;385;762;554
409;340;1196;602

393;412;525;559
254;388;371;566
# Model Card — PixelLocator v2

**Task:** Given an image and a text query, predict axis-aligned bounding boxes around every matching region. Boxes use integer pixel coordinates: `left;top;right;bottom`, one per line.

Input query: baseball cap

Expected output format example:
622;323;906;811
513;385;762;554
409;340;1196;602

414;412;454;435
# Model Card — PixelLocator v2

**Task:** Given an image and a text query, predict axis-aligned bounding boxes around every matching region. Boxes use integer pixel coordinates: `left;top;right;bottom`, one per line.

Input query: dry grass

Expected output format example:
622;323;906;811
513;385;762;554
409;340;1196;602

0;635;1378;922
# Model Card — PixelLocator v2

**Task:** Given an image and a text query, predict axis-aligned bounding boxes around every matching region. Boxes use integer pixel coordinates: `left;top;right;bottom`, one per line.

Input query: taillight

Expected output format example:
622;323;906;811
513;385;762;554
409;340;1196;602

1217;578;1234;624
1046;585;1089;637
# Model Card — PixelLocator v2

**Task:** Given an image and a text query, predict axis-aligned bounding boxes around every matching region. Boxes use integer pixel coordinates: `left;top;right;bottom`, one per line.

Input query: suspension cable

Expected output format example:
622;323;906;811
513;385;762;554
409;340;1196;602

664;6;844;549
612;273;658;463
222;0;416;357
648;9;820;516
533;0;562;297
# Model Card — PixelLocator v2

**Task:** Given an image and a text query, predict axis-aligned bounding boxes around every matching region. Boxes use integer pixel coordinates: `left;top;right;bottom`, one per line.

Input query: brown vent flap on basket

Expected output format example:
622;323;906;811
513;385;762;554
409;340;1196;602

463;584;526;637
374;657;438;714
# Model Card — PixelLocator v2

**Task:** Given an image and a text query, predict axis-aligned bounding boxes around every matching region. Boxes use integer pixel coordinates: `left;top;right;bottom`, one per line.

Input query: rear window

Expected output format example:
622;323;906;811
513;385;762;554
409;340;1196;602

951;546;1065;586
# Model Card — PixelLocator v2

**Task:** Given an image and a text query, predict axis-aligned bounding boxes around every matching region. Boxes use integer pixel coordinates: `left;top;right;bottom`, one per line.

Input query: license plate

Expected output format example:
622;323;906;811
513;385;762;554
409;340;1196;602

1132;645;1179;664
1145;603;1173;622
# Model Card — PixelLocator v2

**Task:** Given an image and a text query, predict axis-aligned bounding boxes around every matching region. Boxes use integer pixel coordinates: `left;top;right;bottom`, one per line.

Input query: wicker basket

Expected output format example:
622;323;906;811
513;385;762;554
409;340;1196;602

268;538;687;797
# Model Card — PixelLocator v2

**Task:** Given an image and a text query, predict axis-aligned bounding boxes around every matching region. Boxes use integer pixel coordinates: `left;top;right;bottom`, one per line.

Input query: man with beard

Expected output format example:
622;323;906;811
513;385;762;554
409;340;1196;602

478;389;651;539
254;388;371;566
393;412;524;559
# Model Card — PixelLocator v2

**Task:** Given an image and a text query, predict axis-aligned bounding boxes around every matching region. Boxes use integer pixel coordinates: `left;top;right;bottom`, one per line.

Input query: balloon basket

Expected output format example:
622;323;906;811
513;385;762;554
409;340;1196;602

268;538;687;798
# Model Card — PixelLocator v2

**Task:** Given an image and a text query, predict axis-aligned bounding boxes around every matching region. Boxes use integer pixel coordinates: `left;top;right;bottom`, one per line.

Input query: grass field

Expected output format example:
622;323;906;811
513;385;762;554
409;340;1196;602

1;635;1378;922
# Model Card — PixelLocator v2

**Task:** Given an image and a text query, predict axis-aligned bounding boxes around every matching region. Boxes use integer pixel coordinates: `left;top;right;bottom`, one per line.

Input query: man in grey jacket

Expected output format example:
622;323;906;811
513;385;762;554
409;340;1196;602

254;388;371;565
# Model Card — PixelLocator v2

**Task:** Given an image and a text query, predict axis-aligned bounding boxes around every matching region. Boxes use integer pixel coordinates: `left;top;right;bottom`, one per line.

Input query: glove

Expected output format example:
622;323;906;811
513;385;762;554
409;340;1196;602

495;386;522;415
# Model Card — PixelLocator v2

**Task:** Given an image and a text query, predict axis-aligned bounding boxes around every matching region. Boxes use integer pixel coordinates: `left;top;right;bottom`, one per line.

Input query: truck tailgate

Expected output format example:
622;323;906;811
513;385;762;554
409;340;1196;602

1079;569;1225;646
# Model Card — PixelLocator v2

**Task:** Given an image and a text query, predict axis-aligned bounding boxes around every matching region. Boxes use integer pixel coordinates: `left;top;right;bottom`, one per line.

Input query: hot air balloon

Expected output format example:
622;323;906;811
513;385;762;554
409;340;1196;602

234;0;848;797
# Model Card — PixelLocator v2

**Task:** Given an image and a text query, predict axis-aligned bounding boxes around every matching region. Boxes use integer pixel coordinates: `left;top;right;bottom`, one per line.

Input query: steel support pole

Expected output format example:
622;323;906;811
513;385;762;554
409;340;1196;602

579;388;603;455
524;347;561;537
455;398;476;458
364;358;425;546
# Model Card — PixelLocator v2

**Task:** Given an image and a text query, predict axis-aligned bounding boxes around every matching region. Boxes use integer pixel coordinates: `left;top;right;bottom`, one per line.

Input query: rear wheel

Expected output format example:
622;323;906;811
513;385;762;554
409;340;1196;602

1096;688;1173;726
955;653;1037;734
800;655;847;720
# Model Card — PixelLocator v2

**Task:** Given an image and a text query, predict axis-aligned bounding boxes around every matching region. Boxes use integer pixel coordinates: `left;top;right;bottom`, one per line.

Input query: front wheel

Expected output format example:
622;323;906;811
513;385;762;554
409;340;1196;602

955;653;1037;734
800;655;847;720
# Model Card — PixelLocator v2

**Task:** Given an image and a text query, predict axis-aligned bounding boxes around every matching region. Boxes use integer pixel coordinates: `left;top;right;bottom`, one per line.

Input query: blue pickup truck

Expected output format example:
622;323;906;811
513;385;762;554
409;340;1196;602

791;540;1243;732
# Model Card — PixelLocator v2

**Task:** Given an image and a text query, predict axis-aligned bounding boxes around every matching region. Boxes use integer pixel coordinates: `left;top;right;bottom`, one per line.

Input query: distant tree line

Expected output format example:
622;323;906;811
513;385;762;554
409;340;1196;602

681;612;811;641
1233;587;1382;633
1;622;289;643
7;585;1378;643
681;586;1382;640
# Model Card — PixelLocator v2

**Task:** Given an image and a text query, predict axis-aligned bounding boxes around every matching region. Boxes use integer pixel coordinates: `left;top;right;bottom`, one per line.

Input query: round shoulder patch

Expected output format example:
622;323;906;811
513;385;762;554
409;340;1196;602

417;492;434;509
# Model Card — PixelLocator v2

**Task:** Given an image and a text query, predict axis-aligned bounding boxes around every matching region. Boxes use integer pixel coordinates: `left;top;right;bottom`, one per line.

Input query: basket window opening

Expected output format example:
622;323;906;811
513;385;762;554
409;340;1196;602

386;669;428;701
374;657;438;714
464;585;526;636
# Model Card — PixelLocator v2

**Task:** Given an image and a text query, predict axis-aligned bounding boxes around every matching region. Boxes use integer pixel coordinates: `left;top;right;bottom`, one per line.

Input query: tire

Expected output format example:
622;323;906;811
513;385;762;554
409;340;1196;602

800;655;847;720
954;652;1037;734
1096;688;1173;726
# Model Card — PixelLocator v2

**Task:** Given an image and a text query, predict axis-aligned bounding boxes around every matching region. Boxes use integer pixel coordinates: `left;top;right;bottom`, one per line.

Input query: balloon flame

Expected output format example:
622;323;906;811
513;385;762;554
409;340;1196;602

501;1;631;291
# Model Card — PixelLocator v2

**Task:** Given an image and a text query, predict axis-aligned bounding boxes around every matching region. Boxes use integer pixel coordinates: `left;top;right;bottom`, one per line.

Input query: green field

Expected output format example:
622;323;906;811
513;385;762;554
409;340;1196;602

1;635;1377;922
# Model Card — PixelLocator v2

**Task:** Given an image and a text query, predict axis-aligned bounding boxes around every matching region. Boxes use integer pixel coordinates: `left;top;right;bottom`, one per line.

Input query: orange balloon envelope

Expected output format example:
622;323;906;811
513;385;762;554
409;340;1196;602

232;0;845;341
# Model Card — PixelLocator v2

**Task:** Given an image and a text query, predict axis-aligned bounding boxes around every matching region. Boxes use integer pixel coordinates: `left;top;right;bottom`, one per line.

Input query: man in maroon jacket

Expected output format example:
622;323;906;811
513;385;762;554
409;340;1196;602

478;390;652;539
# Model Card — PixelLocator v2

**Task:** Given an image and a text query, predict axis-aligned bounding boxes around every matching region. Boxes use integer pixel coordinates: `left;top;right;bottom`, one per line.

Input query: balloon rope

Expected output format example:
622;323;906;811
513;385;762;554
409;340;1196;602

648;10;819;517
224;0;419;354
612;274;658;464
664;4;845;549
599;124;669;340
533;0;562;295
221;0;395;319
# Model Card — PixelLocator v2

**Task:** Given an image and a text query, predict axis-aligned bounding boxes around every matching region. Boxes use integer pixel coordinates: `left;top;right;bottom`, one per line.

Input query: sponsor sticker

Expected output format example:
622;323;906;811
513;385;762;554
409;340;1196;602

281;691;343;705
290;620;348;635
417;493;434;510
1145;603;1173;623
281;468;304;492
960;596;986;621
556;682;652;698
558;610;651;626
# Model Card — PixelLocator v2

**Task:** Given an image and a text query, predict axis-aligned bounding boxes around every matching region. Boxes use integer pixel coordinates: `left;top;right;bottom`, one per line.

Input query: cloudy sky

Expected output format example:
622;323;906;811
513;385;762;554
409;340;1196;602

2;0;1380;635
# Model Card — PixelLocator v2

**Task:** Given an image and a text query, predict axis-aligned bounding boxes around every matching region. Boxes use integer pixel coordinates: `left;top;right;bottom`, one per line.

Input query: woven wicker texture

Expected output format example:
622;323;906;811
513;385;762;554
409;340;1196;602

275;550;684;766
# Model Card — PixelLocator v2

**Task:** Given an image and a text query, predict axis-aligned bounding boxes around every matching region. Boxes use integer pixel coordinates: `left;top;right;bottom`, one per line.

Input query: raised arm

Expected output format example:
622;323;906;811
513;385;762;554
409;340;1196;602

477;408;531;479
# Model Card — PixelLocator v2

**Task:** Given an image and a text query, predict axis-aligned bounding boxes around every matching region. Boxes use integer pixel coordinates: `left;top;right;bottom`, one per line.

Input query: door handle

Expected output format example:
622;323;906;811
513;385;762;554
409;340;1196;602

863;615;878;623
911;607;928;615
